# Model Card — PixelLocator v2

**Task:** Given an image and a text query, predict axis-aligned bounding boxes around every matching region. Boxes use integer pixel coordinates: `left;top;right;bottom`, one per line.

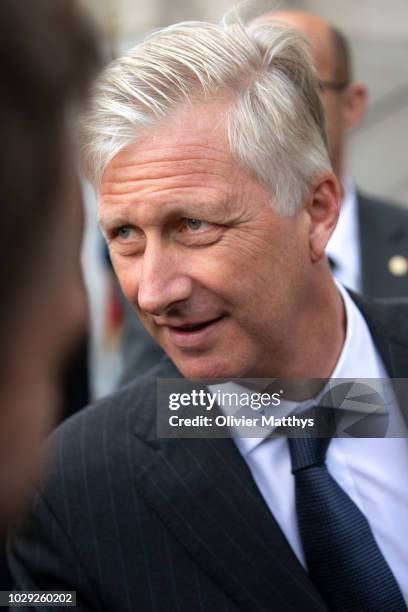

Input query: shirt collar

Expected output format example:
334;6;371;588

226;283;385;456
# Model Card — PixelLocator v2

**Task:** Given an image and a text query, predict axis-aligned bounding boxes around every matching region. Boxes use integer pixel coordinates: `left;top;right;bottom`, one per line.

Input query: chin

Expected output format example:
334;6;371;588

175;354;251;381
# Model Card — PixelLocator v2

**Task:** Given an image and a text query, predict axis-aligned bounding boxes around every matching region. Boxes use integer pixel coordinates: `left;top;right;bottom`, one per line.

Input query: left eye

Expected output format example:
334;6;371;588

118;226;132;239
184;218;208;231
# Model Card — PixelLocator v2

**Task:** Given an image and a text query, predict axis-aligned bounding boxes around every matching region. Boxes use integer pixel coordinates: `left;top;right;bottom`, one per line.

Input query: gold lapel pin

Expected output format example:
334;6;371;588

388;255;408;277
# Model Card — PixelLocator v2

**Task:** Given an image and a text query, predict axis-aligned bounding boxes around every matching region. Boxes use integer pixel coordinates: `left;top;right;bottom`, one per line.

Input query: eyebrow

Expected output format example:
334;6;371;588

99;198;233;231
98;214;131;232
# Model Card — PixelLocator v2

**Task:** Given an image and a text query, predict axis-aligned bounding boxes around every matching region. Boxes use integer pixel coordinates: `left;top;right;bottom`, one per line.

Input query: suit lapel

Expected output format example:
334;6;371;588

351;291;408;426
370;330;408;428
132;431;327;611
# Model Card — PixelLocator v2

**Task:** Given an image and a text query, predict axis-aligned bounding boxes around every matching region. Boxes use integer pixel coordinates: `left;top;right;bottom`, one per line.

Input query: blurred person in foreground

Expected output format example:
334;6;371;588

9;14;408;612
0;0;98;536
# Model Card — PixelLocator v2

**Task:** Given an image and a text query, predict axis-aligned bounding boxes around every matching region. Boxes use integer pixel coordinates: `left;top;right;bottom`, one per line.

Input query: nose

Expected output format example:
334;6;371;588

137;241;193;316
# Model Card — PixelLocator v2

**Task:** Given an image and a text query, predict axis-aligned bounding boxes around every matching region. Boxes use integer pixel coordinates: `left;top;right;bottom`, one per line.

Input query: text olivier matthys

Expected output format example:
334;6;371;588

167;390;315;429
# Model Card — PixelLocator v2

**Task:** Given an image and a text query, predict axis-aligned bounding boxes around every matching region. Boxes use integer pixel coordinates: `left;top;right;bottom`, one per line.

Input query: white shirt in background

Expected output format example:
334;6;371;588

326;176;361;292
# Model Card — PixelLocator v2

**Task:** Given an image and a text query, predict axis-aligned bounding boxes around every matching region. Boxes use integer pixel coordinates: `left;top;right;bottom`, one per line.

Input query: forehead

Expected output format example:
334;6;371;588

99;99;254;215
102;100;231;175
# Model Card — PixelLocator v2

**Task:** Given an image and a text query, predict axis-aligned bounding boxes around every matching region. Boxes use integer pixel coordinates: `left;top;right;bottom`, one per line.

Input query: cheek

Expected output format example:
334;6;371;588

111;257;141;302
190;241;253;287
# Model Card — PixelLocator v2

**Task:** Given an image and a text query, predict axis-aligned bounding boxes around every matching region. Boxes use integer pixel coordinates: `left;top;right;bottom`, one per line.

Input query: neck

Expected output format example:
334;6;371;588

265;270;346;379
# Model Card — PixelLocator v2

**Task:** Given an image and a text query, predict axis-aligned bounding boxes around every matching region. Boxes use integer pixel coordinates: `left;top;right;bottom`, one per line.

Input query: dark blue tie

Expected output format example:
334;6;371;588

288;436;407;612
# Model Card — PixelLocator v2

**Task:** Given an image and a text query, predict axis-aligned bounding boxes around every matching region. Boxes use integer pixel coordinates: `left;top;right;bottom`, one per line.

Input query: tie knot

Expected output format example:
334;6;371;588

288;436;331;473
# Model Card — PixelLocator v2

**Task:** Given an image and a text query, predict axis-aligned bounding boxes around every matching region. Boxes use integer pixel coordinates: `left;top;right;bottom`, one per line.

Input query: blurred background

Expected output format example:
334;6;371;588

77;0;408;396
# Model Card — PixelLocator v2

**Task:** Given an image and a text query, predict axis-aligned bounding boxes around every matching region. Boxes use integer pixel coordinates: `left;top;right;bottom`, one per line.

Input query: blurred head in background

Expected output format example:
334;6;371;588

261;11;368;186
0;0;99;520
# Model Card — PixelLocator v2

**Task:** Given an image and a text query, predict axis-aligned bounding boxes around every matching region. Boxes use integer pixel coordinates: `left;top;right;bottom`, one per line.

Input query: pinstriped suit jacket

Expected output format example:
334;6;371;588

8;295;408;611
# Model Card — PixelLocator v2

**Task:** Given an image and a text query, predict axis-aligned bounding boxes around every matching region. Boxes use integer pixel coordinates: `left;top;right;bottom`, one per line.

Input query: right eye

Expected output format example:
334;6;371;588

117;226;132;240
108;225;146;257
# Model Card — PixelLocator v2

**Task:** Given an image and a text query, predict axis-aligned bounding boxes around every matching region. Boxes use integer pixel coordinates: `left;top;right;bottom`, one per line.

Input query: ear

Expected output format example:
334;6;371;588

306;173;341;263
342;82;368;131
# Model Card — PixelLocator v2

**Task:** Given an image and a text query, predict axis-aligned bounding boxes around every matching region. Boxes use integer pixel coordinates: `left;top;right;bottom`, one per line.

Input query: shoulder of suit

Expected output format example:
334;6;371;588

43;356;176;469
351;291;408;346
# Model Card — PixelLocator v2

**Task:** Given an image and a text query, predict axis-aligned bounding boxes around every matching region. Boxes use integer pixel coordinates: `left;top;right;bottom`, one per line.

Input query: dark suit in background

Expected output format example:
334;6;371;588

358;193;408;298
8;295;408;611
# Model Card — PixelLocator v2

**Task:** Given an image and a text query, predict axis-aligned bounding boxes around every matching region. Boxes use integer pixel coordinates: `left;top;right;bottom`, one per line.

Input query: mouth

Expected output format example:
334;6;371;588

165;315;226;348
173;317;224;332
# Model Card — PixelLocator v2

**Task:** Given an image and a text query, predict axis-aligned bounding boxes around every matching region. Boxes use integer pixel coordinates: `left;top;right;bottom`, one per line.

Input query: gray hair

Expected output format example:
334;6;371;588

80;15;331;215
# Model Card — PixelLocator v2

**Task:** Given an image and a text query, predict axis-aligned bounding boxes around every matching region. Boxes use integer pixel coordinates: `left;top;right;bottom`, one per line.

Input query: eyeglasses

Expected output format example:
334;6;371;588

318;80;349;93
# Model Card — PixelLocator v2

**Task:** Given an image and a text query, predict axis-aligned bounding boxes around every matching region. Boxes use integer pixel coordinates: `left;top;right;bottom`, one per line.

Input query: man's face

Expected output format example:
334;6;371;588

100;102;311;380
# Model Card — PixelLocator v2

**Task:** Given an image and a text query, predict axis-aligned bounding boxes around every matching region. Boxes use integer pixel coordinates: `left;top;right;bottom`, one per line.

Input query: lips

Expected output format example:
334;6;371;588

172;317;223;332
164;315;226;348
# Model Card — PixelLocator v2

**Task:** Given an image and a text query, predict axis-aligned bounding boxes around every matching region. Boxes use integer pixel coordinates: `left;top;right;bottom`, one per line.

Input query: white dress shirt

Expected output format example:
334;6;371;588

217;285;408;603
326;176;362;292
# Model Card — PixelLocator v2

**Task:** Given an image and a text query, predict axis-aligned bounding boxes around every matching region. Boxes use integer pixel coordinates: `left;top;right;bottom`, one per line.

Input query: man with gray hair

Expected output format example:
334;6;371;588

118;10;408;388
9;14;408;612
